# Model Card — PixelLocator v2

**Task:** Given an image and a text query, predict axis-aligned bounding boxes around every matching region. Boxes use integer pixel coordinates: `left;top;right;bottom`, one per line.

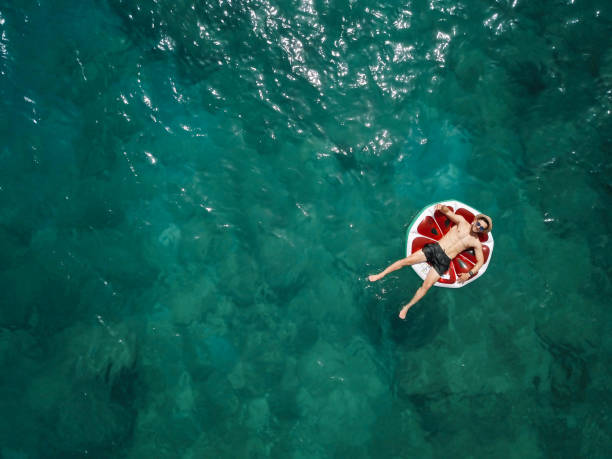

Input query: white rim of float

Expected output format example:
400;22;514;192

406;199;494;288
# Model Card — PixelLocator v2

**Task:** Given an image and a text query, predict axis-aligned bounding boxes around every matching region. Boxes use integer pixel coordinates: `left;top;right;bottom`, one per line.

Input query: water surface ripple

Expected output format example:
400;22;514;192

0;0;611;457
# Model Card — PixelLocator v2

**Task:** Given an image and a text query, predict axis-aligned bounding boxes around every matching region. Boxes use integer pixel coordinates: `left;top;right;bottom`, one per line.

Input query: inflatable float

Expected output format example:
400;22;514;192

406;200;494;288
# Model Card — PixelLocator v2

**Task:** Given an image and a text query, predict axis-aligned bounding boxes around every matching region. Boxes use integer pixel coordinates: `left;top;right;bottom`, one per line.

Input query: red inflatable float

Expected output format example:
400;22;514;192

406;200;494;288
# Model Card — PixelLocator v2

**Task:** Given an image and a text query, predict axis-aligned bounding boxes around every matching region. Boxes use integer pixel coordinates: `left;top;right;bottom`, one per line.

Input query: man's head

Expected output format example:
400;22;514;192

473;214;493;233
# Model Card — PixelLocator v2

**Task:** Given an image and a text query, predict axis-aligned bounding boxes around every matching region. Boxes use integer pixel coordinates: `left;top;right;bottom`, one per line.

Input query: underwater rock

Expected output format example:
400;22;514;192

579;390;612;458
127;402;201;459
203;333;239;373
368;406;432;458
174;370;196;416
535;327;590;406
293;319;319;352
257;231;306;299
198;371;240;421
267;386;300;422
164;276;216;326
158;223;181;247
453;48;486;91
394;349;450;399
292;339;387;448
244;397;270;433
69;321;137;386
407;391;541;457
71;179;126;230
177;216;213;264
204;231;260;306
314;387;376;447
0;264;46;329
53;380;133;454
183;322;238;375
396;116;472;198
74;228;157;289
0;329;40;366
228;361;246;390
394;324;547;399
23;319;138;428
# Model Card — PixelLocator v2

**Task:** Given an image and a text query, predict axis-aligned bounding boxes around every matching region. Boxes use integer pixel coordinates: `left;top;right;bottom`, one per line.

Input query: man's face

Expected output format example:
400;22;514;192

472;219;488;233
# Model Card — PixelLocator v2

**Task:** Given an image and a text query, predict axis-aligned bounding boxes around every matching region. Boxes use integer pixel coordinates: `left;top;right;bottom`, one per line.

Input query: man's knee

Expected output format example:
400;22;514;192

421;280;436;291
398;256;412;266
404;252;422;265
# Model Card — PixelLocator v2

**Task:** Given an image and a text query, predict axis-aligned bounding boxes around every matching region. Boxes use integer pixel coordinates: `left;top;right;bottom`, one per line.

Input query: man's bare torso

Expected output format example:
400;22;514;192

437;219;481;259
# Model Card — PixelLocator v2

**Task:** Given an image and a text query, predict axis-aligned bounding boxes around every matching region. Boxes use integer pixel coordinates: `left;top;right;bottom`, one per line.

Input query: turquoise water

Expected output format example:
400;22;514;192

1;0;611;456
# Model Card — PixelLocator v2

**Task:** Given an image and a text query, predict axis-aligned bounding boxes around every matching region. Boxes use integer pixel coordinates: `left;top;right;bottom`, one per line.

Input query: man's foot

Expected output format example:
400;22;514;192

399;306;410;319
368;273;383;282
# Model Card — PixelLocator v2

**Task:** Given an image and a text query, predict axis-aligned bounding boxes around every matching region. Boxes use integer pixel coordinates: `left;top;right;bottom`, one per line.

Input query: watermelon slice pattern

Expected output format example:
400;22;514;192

407;202;494;288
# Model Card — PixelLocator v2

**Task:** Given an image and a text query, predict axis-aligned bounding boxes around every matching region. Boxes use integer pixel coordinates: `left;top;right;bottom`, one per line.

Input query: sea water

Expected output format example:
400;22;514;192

0;0;611;457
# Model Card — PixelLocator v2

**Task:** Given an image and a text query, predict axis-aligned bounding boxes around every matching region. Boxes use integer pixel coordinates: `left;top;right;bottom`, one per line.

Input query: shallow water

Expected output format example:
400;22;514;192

1;0;611;457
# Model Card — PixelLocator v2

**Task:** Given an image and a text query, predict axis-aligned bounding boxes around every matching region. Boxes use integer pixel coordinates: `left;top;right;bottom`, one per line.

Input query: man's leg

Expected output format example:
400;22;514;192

368;250;427;282
398;268;441;319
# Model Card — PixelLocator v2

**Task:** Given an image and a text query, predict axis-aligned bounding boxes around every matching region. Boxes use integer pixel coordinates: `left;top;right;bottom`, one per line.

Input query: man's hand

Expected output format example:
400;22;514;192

435;203;464;225
458;273;471;283
435;204;449;214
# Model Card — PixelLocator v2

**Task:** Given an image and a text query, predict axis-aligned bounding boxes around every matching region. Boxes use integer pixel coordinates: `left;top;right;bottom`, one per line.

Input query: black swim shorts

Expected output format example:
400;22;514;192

422;243;451;276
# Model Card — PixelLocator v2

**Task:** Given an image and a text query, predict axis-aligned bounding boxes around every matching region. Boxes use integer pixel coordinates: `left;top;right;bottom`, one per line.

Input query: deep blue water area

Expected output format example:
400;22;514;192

1;0;611;457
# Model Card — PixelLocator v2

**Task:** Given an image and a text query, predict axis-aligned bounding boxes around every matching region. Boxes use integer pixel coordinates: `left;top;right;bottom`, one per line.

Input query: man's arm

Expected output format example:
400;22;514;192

435;204;464;225
471;243;485;273
458;243;485;282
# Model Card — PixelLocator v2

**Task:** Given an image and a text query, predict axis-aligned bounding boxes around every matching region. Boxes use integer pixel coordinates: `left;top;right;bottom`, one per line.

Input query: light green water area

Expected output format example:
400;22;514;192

1;0;611;457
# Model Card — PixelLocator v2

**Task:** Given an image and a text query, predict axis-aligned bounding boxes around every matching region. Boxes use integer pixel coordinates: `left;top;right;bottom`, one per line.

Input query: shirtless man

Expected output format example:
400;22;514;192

368;204;493;319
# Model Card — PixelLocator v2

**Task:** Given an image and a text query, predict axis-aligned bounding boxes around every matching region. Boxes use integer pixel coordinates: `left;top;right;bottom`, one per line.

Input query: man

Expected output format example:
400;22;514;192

368;204;493;319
